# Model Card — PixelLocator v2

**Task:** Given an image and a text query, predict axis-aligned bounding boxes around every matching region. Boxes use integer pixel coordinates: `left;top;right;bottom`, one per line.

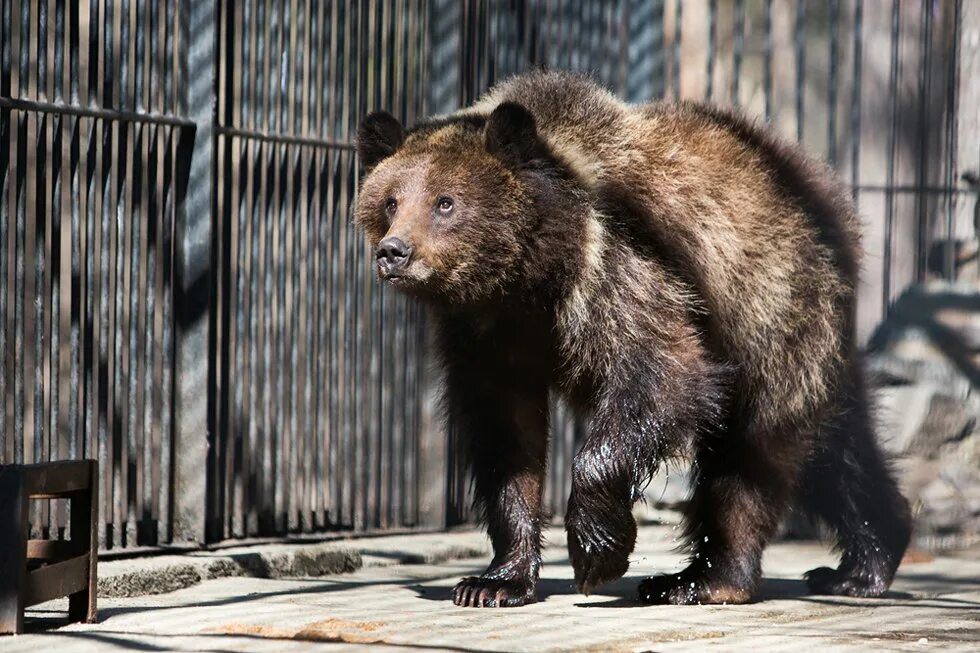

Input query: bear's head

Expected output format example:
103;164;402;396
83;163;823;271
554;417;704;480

353;103;568;305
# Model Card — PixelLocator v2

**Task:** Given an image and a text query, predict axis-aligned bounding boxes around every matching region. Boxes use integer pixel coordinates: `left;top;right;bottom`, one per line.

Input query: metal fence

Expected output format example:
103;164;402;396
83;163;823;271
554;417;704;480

1;0;188;549
2;0;978;549
208;1;434;541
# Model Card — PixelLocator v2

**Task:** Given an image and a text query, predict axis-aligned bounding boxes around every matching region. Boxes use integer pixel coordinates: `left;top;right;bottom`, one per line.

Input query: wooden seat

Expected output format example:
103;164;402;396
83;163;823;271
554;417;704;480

0;460;98;634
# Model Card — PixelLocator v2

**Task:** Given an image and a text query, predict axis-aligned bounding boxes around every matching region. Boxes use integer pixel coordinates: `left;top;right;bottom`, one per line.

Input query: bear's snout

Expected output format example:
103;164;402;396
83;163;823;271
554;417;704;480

376;236;413;277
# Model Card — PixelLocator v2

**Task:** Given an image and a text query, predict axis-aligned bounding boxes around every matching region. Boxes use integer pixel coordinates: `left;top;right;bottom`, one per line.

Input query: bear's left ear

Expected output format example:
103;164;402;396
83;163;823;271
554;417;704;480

485;102;542;167
357;111;405;172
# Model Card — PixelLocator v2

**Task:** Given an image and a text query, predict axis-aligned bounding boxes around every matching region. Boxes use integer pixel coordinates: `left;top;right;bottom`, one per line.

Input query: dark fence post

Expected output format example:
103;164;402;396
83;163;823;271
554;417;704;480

171;0;215;546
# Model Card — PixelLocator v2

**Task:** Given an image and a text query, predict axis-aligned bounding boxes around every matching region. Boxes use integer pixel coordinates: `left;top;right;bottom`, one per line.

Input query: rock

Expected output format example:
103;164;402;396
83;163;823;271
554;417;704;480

866;282;980;547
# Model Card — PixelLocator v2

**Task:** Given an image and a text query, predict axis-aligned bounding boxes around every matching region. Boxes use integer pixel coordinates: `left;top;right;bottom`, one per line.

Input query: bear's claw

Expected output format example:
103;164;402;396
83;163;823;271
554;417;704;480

567;531;631;595
452;577;536;608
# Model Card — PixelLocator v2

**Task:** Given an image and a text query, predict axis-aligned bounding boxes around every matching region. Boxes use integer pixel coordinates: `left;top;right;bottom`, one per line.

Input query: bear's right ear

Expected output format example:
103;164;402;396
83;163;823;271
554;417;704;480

485;102;541;167
357;111;405;172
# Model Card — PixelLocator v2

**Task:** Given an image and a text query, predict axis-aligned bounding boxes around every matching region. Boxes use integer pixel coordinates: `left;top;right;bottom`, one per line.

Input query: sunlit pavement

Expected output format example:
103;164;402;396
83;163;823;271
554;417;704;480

8;524;980;652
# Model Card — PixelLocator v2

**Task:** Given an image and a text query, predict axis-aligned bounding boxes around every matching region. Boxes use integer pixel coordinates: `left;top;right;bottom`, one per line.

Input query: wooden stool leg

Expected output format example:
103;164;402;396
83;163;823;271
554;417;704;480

68;461;98;624
0;467;29;634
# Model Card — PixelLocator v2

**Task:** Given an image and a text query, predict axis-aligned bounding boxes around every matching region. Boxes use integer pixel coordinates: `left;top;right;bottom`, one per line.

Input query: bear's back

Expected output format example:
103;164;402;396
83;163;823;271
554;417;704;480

467;71;860;416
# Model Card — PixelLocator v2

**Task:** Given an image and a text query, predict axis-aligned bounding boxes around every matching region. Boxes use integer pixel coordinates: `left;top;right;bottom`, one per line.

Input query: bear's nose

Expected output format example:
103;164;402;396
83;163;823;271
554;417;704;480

376;236;413;272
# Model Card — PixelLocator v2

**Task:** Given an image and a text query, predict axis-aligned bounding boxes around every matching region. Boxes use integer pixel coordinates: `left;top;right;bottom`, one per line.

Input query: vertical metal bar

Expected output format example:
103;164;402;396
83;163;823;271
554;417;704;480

136;106;151;543
215;0;230;541
944;0;962;280
63;0;77;470
209;0;223;541
146;119;162;542
240;0;256;540
39;30;52;522
270;0;284;535
732;0;744;104
239;129;254;537
0;7;8;462
795;0;806;142
325;2;341;528
915;0;933;281
850;0;863;200
343;2;356;529
255;133;270;535
309;0;325;527
59;114;74;539
286;0;298;532
150;116;163;543
764;0;773;121
285;73;298;538
160;123;175;545
123;0;139;548
883;0;902;313
90;0;106;547
253;0;270;532
74;3;88;471
671;0;681;99
299;0;314;534
827;0;839;165
12;94;25;475
232;0;246;538
378;2;391;530
260;0;274;535
24;2;38;479
706;0;716;100
0;0;11;462
40;6;54;530
104;0;120;548
144;1;158;542
8;0;20;470
0;0;10;100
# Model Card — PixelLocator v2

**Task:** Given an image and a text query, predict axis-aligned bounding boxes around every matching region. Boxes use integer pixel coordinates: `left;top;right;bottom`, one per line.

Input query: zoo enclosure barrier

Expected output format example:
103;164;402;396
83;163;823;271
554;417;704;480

1;0;978;551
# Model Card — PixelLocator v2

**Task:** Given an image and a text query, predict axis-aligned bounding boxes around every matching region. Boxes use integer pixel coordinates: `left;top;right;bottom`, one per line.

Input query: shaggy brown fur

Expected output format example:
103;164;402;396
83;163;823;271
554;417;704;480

354;71;911;608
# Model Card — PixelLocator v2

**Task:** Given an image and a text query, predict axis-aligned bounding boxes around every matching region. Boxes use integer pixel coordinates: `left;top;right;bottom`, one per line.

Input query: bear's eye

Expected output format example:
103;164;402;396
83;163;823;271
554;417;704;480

436;197;454;214
384;197;397;215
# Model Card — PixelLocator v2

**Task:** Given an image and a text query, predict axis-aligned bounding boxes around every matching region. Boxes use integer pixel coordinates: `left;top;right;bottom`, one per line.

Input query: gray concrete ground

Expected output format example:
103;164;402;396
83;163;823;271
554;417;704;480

7;523;979;652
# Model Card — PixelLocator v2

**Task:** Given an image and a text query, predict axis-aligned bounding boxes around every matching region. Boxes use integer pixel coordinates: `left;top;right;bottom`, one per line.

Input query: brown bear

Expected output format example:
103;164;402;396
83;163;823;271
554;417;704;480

353;71;911;608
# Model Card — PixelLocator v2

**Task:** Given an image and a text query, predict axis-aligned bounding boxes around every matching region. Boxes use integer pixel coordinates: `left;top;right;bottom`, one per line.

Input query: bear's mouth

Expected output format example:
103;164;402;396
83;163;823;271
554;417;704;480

378;269;408;285
377;261;433;290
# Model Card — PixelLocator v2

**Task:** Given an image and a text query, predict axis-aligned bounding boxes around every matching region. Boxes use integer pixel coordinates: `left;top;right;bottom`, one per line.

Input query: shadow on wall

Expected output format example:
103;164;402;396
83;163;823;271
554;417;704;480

867;283;980;548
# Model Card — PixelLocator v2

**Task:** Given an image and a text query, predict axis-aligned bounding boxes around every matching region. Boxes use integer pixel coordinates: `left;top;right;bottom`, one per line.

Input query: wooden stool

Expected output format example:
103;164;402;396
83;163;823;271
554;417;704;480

0;460;99;635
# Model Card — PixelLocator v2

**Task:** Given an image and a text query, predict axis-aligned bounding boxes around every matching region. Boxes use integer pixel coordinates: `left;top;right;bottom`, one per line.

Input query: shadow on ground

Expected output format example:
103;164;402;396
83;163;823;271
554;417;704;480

22;556;980;640
22;629;503;653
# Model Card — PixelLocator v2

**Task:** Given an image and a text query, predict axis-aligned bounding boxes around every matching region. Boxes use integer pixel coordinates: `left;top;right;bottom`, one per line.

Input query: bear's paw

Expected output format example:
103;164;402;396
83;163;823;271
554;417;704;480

452;576;537;608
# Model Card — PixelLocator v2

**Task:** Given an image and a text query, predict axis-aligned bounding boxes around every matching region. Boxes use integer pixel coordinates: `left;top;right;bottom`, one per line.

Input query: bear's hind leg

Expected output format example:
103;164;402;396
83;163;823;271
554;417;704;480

638;424;808;605
798;368;911;597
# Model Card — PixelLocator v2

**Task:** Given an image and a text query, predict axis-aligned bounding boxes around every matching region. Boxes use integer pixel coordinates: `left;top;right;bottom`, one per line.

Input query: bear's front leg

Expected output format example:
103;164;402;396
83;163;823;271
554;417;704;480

565;395;663;595
446;374;549;608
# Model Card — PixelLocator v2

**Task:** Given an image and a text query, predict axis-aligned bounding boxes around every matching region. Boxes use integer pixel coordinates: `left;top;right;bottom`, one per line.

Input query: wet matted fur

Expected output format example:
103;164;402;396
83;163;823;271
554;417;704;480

353;71;911;607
